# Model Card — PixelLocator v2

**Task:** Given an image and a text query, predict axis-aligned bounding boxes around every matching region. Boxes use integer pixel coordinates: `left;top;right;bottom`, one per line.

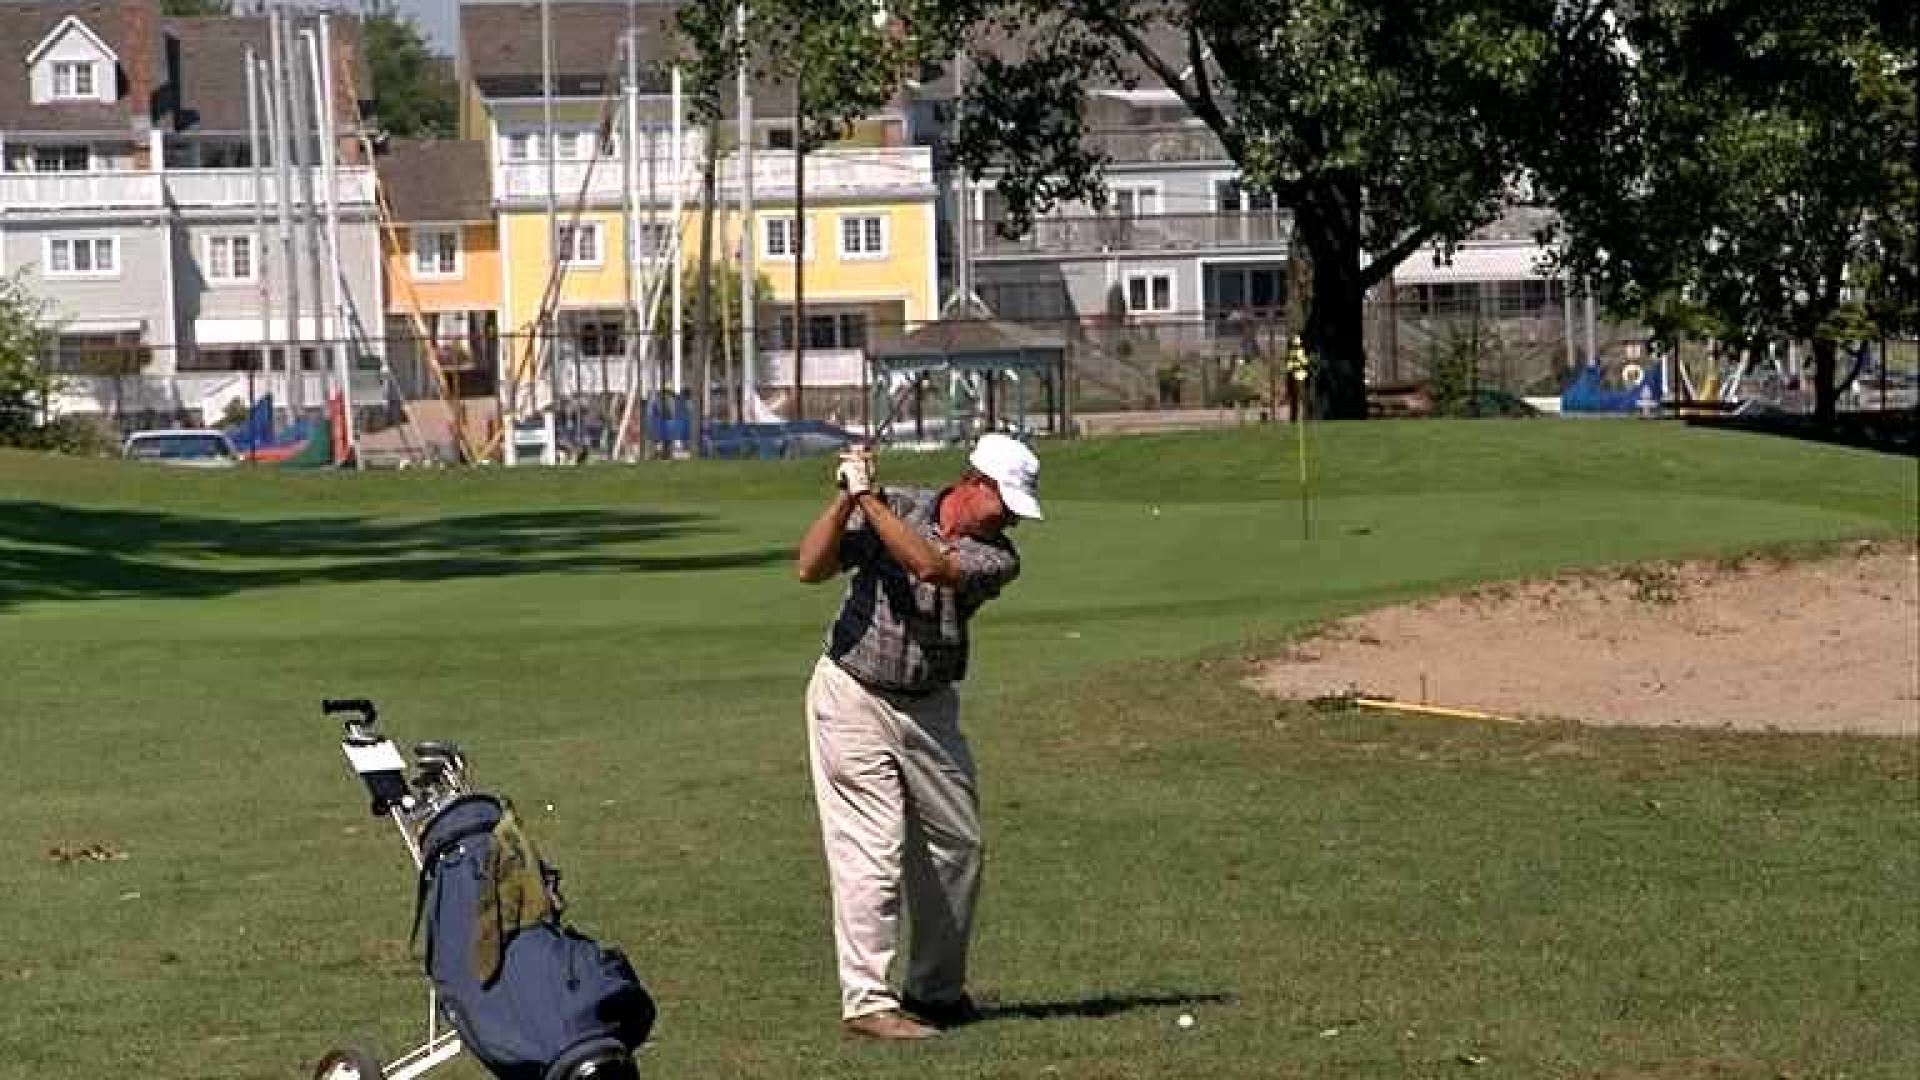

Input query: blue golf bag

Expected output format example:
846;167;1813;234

414;794;655;1080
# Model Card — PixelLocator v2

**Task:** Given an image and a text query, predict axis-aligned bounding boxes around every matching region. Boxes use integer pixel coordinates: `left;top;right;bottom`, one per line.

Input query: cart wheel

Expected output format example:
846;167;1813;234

313;1044;386;1080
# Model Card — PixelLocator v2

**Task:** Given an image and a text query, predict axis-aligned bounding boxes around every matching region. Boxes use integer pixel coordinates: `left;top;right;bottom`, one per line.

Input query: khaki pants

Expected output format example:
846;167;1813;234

805;656;982;1019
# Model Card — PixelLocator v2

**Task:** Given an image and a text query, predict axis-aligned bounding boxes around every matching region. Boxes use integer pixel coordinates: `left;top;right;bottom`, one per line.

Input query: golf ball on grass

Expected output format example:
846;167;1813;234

1176;1013;1195;1029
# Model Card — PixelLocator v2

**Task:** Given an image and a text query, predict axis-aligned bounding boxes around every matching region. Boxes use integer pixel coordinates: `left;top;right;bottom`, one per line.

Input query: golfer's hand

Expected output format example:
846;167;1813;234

836;449;874;497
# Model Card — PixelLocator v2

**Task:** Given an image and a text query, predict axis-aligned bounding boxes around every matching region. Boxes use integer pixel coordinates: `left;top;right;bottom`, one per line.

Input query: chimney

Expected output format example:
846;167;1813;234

119;0;161;130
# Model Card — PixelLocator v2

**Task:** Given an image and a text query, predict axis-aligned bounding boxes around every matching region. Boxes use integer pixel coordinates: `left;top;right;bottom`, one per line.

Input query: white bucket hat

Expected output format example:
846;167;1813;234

968;432;1043;520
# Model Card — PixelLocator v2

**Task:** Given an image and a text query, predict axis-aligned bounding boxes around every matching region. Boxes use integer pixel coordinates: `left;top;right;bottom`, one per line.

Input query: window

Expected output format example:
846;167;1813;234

1215;178;1277;214
553;131;587;160
629;220;671;262
557;222;603;265
1105;185;1160;219
205;235;255;282
577;321;624;359
45;236;118;278
764;217;810;259
766;126;796;150
32;145;90;172
773;310;867;350
839;215;886;259
412;228;461;277
53;61;95;100
1126;273;1173;314
504;132;537;161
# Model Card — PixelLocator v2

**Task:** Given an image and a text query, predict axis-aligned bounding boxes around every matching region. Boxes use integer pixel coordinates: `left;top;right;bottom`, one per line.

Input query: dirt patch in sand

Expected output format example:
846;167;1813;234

1252;540;1919;737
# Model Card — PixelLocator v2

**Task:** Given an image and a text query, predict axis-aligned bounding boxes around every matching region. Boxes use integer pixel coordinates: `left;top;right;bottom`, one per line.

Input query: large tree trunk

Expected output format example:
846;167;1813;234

1295;184;1370;420
1811;337;1839;425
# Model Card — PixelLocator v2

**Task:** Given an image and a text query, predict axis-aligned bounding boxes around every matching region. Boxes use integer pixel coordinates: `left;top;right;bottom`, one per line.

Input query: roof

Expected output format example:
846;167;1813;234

459;2;881;120
160;15;365;134
870;318;1065;370
913;18;1191;102
0;1;162;133
461;2;684;98
377;139;493;222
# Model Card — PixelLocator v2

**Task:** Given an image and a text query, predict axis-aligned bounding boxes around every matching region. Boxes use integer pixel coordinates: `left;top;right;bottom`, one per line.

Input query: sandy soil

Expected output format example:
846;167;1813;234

1252;540;1919;737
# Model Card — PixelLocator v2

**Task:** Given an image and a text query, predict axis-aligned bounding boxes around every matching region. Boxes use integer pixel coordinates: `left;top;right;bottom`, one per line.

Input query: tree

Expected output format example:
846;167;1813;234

679;0;921;423
699;1;1606;419
1532;3;1917;423
162;0;231;15
360;0;457;140
0;272;57;446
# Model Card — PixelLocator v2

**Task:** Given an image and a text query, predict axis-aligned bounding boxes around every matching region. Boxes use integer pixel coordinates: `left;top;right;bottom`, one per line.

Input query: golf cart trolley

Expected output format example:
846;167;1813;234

321;699;653;1080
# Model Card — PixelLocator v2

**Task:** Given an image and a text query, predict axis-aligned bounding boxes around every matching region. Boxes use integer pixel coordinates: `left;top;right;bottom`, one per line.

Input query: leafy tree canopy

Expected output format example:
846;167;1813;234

360;0;457;139
1532;1;1916;420
0;273;57;445
686;1;1610;418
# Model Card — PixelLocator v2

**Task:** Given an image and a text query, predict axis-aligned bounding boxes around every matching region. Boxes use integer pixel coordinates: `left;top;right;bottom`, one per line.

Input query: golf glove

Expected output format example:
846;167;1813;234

837;453;874;497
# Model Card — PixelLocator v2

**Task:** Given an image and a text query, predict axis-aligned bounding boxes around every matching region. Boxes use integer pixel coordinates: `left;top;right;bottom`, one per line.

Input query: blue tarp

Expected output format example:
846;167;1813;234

1561;364;1663;414
223;395;317;453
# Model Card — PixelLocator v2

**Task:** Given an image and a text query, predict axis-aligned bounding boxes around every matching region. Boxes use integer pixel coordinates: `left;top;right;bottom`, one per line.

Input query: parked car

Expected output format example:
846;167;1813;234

122;428;240;467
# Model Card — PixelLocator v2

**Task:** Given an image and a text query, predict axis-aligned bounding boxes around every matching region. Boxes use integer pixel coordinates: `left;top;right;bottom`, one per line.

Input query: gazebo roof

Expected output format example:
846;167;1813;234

870;318;1065;373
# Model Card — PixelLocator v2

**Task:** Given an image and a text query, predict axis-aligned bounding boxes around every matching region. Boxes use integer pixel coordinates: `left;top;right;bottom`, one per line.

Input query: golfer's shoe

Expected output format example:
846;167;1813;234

902;993;983;1029
841;1009;940;1041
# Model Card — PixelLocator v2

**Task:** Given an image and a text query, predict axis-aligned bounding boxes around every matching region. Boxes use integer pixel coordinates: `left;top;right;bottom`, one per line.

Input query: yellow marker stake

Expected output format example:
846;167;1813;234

1287;336;1312;541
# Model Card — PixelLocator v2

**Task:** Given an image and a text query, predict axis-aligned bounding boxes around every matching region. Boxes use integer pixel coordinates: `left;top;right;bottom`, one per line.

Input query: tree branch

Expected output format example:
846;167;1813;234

1360;227;1438;291
1086;10;1240;156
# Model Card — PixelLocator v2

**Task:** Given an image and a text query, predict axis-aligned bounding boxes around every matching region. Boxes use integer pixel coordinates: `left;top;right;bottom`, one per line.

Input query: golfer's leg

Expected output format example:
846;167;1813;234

898;685;981;1004
806;657;908;1019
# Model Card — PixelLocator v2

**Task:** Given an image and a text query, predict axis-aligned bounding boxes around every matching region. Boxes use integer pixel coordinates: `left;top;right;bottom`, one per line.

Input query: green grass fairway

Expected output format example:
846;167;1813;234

2;420;1914;1079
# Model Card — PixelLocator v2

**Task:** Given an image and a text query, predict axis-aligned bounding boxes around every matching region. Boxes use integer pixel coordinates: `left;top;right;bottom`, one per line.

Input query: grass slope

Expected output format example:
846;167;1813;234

0;420;1914;1079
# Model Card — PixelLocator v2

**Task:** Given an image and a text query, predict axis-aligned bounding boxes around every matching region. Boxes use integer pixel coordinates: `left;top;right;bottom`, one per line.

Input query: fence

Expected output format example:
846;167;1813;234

36;314;1914;459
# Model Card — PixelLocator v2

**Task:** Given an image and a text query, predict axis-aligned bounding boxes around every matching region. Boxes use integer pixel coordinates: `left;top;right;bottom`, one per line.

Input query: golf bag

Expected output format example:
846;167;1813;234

414;793;655;1080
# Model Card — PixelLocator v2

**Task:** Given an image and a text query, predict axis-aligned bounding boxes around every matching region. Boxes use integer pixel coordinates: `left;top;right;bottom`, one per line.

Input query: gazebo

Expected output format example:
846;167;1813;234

865;318;1069;445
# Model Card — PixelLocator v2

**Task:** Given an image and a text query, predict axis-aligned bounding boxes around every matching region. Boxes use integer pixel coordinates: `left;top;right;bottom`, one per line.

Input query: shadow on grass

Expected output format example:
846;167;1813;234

0;500;786;609
980;991;1235;1023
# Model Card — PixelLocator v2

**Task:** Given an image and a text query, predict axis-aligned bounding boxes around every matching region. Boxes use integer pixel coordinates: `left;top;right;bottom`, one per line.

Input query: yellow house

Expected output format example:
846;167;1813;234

459;1;938;421
375;139;502;401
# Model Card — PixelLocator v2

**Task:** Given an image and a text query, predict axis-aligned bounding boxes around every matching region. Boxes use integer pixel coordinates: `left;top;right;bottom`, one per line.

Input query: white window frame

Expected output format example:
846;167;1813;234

1126;272;1174;314
44;235;119;279
52;61;96;100
504;131;538;162
412;227;462;279
553;130;591;161
204;234;257;283
628;219;671;264
31;144;91;173
1105;182;1162;219
1212;173;1277;215
556;221;604;267
762;216;813;260
837;214;888;260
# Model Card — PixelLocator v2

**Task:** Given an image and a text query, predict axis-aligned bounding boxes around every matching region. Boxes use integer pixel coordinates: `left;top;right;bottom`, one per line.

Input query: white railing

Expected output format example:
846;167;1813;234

496;147;935;206
0;169;376;211
761;348;866;387
166;167;376;208
0;172;163;209
737;148;934;200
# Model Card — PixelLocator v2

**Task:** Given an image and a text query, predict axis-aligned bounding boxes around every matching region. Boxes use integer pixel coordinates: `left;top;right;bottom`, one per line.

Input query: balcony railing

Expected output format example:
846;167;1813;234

496;147;935;206
0;168;375;211
166;167;376;208
970;212;1291;257
1085;125;1229;164
0;172;162;209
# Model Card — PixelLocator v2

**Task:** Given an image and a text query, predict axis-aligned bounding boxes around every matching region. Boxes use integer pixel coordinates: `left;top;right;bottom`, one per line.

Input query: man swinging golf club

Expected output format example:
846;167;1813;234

794;433;1044;1040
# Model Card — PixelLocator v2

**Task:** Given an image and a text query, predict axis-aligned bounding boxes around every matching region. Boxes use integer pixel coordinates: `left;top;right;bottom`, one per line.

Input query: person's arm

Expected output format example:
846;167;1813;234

795;492;858;583
853;491;962;587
